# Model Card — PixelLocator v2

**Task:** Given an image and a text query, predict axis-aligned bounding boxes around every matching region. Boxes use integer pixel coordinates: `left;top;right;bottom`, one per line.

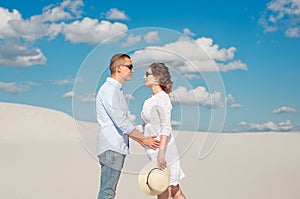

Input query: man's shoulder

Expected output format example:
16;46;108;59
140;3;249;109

97;79;119;97
97;82;109;95
100;79;115;90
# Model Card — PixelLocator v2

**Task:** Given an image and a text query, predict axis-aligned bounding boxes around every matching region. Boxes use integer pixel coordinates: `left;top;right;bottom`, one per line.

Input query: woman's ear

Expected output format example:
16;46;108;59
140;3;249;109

155;76;160;82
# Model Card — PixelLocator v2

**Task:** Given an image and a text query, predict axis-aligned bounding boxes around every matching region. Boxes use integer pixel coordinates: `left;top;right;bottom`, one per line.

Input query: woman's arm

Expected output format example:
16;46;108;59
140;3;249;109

156;93;172;169
157;135;168;169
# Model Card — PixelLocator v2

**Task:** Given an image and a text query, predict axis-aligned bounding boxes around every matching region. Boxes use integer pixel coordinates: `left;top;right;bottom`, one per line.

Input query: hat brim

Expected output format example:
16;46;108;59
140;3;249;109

138;161;170;195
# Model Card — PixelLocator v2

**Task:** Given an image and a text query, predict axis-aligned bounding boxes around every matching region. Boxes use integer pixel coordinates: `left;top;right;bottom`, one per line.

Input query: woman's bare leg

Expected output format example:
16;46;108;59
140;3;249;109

158;187;171;199
170;185;186;199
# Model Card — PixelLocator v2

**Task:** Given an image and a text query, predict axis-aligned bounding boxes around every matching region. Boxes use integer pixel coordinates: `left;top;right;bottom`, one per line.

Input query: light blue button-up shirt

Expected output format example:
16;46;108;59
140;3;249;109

96;77;135;155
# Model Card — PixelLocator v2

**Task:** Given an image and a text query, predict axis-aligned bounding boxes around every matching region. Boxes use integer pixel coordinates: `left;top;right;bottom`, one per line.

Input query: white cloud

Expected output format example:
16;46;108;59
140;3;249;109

63;18;128;44
285;27;300;37
249;120;293;132
226;93;235;103
0;1;129;66
230;103;242;108
9;19;61;41
196;37;235;60
183;28;195;36
171;86;224;108
124;94;134;100
42;0;84;21
250;121;278;131
60;0;84;18
0;40;46;67
259;0;300;38
0;0;83;41
184;74;201;80
121;34;141;47
217;60;247;72
53;79;74;85
132;36;247;73
52;77;82;85
0;81;37;93
0;7;22;39
62;91;74;98
272;106;297;114
143;31;159;43
103;8;129;20
278;120;293;131
238;121;248;126
226;94;242;108
0;1;127;43
128;111;136;123
38;4;72;22
79;93;95;103
171;120;181;126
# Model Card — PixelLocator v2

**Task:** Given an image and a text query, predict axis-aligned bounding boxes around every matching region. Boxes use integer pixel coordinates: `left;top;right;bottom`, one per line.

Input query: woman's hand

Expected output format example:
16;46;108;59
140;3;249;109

157;150;167;169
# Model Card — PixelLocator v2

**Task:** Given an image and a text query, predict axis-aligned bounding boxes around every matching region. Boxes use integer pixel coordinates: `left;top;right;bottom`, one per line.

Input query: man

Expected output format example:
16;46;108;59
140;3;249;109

96;53;160;199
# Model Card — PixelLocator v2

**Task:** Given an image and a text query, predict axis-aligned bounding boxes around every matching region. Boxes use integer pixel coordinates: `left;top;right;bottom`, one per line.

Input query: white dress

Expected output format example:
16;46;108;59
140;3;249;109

141;91;185;186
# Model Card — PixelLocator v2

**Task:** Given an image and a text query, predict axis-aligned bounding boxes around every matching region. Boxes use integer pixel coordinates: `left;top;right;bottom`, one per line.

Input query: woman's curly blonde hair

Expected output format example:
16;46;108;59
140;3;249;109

149;63;173;94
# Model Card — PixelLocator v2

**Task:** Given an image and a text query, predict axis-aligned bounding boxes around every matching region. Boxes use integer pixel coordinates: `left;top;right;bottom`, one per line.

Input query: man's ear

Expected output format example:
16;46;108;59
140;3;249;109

116;65;122;73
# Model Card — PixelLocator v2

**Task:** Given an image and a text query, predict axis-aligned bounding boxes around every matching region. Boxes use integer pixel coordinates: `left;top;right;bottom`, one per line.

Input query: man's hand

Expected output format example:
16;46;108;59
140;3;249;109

128;129;160;149
142;135;160;150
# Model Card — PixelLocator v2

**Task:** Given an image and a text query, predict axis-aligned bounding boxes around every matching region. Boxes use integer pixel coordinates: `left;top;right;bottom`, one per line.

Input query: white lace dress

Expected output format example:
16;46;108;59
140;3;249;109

141;91;185;186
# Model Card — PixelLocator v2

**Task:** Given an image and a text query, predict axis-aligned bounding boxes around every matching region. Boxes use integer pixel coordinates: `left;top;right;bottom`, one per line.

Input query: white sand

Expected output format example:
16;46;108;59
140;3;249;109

0;102;300;199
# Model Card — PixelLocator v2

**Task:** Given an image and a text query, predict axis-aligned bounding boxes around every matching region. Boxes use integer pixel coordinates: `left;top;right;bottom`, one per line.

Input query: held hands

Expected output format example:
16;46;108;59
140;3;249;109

143;135;160;150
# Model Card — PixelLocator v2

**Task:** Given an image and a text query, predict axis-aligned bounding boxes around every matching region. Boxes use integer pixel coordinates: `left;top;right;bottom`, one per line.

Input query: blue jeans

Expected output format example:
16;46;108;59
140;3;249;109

98;150;126;199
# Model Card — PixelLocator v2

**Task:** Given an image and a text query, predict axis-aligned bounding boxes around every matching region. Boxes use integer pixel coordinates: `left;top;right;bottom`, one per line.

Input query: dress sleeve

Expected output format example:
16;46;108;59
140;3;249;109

135;124;144;134
156;93;172;136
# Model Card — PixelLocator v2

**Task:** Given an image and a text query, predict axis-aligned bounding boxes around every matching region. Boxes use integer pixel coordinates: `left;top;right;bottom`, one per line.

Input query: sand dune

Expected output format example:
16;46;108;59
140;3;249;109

0;102;300;199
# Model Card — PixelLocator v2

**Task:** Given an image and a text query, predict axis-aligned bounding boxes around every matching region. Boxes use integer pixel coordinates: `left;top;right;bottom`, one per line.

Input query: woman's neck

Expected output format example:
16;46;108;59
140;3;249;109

151;84;163;95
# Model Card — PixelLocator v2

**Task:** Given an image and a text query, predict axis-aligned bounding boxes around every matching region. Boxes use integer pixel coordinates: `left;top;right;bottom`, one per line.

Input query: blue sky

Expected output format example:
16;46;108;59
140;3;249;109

0;0;300;132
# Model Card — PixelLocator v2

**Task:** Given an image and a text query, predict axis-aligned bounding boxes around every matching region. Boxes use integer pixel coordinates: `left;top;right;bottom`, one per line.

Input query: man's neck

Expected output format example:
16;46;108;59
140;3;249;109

111;75;124;84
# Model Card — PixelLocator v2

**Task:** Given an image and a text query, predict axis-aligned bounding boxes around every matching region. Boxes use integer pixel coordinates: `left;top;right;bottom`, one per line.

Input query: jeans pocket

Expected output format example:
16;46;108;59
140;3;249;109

99;150;114;166
99;150;126;171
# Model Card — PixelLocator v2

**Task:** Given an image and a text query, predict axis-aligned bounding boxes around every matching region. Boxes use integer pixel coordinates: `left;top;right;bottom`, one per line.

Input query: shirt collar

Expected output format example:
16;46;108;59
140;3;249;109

107;77;122;90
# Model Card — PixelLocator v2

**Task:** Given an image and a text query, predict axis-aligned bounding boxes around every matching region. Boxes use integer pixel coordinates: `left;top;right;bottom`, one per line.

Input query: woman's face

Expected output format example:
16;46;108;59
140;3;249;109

144;67;158;87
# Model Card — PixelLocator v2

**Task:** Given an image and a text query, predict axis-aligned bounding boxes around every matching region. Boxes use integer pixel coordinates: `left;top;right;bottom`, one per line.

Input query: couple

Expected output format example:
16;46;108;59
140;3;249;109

96;53;186;199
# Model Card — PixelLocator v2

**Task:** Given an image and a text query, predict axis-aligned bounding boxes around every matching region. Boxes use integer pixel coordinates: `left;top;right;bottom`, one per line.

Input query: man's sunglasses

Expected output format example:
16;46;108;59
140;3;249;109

120;64;133;70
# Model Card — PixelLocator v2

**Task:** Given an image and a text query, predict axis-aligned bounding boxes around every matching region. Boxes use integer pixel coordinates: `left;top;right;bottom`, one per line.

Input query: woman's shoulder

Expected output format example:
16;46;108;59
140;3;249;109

159;90;169;96
155;91;171;105
154;91;169;99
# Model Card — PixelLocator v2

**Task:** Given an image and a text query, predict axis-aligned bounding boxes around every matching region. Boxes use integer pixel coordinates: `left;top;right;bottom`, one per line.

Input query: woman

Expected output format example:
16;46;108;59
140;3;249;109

141;63;186;199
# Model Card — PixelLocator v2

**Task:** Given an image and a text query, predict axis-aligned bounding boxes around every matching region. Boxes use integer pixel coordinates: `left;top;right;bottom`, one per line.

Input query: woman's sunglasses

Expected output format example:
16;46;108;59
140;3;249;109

145;71;153;77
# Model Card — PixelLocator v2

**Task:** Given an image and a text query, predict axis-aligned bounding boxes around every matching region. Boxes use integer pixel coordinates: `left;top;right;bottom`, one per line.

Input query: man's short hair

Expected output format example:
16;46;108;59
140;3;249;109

109;53;131;74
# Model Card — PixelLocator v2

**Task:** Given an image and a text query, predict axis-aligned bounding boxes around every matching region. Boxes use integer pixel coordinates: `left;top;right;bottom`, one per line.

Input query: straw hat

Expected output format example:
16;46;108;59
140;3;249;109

138;161;170;195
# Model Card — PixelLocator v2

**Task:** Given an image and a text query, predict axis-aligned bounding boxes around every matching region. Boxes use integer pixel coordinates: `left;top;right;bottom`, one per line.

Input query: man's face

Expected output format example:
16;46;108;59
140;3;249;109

119;57;134;82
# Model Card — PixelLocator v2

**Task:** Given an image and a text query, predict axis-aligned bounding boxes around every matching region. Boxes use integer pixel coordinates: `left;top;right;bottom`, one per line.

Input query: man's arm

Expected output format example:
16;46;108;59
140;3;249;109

128;128;160;150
